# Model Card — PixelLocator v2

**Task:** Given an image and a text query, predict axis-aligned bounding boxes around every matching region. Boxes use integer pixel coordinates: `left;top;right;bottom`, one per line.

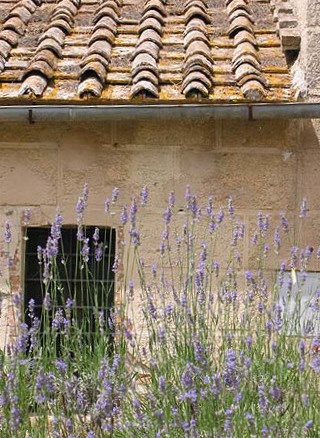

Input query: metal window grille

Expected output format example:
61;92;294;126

24;226;116;335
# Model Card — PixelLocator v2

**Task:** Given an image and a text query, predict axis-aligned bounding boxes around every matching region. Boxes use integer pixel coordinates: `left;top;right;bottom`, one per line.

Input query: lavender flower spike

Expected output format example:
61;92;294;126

112;187;120;204
23;208;32;225
4;221;11;243
299;198;308;218
140;186;148;206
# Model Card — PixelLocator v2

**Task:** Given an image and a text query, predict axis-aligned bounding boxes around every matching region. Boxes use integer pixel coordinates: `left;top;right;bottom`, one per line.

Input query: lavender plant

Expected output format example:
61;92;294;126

0;185;319;438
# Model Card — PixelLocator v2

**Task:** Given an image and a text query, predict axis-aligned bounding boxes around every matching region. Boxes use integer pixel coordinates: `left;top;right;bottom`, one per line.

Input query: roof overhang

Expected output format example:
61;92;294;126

0;102;319;123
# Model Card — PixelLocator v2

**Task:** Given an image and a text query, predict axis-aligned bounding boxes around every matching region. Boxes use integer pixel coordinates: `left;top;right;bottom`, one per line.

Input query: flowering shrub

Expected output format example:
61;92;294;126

0;185;319;437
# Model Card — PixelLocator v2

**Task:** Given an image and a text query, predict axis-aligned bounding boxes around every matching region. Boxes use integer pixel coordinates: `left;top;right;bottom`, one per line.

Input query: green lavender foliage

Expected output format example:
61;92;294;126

0;185;319;438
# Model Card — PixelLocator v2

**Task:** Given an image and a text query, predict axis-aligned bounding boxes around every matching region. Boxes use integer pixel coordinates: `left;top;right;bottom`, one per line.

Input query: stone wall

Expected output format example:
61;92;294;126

0;115;318;347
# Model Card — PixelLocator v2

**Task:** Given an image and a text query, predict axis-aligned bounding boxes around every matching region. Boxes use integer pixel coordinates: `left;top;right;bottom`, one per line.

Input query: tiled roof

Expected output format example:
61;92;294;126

0;0;300;105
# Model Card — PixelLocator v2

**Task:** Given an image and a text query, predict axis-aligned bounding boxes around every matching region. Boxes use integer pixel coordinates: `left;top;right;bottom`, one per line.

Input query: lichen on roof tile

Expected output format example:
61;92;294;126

0;0;298;104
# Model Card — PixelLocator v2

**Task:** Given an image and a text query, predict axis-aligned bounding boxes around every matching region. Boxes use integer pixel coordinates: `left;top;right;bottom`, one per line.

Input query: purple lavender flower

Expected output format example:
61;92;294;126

93;227;100;244
130;228;140;247
16;323;29;354
251;231;258;245
43;293;52;311
77;225;84;241
28;298;35;315
212;261;220;277
244;412;254;427
278;262;286;287
206;196;214;217
55;360;67;376
22;208;32;225
258;385;269;416
290;246;299;269
163;206;172;225
310;357;320;372
112;257;119;272
274;227;281;254
140;186;148;206
76;197;86;223
128;280;134;299
228;197;235;216
224;408;234;433
37;245;43;263
280;212;289;233
299;340;305;358
105;197;110;214
52;309;68;332
223;350;239;387
209;217;217;233
112;187;120;204
304;420;313;429
185;185;192;204
95;243;103;262
35;370;56;405
181;363;196;388
130;198;137;226
4;221;11;243
81;238;90;263
245;270;254;282
299;198;308;218
159;375;166;393
120;205;128;225
217;207;224;224
66;298;74;308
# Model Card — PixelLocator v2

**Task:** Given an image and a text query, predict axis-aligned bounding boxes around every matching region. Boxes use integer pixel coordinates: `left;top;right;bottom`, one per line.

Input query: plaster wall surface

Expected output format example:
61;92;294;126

0;116;317;348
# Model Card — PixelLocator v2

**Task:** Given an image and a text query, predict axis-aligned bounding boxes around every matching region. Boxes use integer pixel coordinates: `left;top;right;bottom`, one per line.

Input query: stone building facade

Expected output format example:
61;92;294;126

0;0;319;347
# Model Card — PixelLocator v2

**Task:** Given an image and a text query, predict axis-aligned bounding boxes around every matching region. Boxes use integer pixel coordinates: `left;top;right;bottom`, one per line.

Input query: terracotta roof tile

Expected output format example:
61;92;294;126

0;0;299;104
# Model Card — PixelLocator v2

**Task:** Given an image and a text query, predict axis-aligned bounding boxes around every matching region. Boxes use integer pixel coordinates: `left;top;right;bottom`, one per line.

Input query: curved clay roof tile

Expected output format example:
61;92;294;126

139;18;163;36
17;0;37;14
0;40;12;59
185;7;211;25
242;79;266;100
8;6;32;24
183;80;209;97
140;9;165;25
36;38;63;58
137;29;162;47
143;0;166;17
132;69;159;85
184;30;209;48
87;40;113;59
19;74;48;97
33;49;57;68
89;28;115;45
78;77;104;98
182;71;212;90
131;41;160;60
3;17;26;36
81;62;108;85
93;7;120;25
131;80;159;98
48;19;73;34
234;29;257;46
23;60;54;80
228;15;254;36
232;54;260;71
0;29;20;46
226;0;251;16
184;53;213;73
80;54;110;70
39;27;65;46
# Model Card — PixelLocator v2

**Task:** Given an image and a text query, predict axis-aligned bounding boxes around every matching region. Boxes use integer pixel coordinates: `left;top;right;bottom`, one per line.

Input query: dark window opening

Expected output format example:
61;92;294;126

24;226;116;348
